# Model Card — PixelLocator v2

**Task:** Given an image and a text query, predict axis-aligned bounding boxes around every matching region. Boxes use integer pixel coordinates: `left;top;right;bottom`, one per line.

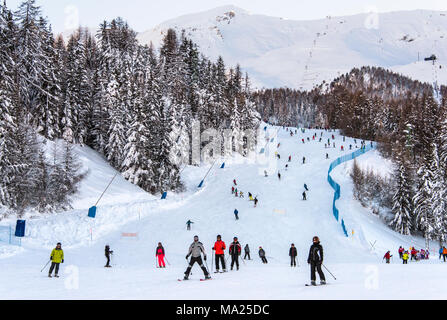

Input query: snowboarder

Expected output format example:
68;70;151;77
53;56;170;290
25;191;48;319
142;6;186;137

254;197;258;208
289;244;298;267
229;237;242;270
156;242;166;268
259;247;268;263
302;191;307;201
184;236;210;280
186;220;194;231
304;184;309;191
383;251;392;264
307;236;326;286
234;209;239;220
48;242;64;278
105;244;113;268
244;244;251;260
212;235;227;273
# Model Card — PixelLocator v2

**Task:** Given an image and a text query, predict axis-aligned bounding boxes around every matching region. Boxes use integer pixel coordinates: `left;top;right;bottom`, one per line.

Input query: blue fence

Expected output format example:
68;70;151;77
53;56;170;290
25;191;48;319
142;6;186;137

327;144;375;237
0;226;22;246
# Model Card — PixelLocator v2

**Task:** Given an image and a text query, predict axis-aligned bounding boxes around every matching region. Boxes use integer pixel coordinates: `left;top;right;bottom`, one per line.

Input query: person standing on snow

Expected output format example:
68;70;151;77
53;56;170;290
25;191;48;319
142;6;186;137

278;172;281;180
48;242;64;278
307;236;326;286
302;191;307;201
289;244;298;267
398;246;404;259
156;242;166;268
233;179;237;186
184;235;211;280
302;157;306;164
254;197;258;208
244;244;251;260
234;209;239;220
259;247;268;264
402;251;409;264
439;247;444;260
383;251;392;264
443;246;447;262
304;184;309;191
186;220;194;231
212;235;227;273
105;244;113;268
229;237;242;271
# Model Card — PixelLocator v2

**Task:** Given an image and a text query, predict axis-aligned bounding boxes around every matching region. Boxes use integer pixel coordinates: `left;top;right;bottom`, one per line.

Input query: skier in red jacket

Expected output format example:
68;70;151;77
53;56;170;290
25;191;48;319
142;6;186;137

212;235;227;273
383;251;392;264
156;242;166;268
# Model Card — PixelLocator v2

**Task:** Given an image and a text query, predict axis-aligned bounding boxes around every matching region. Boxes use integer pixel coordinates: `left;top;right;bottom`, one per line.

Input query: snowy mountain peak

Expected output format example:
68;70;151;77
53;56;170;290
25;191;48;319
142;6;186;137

137;8;447;90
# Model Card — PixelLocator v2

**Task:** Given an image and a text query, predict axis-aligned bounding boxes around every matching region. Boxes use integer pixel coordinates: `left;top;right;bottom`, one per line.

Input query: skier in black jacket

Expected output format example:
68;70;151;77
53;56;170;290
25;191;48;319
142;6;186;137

307;236;326;285
289;244;297;267
229;237;242;270
105;245;113;267
244;244;251;260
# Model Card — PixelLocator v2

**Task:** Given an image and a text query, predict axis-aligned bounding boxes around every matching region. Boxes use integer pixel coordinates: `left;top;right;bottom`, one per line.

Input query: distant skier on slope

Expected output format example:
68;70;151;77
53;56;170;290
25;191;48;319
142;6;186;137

234;209;239;220
302;157;306;164
398;246;404;259
278;172;281;180
244;244;251;260
186;220;194;231
304;184;309;191
229;237;242;270
105;244;113;268
307;236;326;286
212;235;227;273
259;247;268;264
302;191;307;201
402;251;409;264
383;251;392;264
254;197;258;208
156;242;166;268
184;235;211;280
289;244;298;267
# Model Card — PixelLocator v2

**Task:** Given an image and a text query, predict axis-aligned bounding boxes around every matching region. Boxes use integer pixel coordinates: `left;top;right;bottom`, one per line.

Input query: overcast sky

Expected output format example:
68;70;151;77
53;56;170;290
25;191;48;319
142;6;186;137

5;0;447;33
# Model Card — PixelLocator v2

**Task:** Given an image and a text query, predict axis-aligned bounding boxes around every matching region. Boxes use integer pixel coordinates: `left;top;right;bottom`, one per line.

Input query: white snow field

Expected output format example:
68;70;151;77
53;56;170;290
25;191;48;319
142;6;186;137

1;125;446;300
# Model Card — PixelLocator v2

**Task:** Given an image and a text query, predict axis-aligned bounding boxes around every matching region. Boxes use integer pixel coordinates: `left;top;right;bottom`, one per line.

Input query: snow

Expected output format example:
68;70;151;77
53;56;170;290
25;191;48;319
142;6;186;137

0;124;445;299
137;7;447;90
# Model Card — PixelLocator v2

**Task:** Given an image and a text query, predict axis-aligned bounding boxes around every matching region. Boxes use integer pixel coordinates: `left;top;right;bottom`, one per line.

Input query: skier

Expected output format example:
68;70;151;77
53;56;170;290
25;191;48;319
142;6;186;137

411;247;417;261
302;191;307;201
341;146;344;151
278;172;281;180
235;188;238;197
439;247;444;259
239;191;244;198
304;184;309;191
248;192;254;201
234;209;239;220
259;247;268;263
231;186;235;194
402;251;409;264
235;190;238;197
326;153;329;159
212;235;227;273
229;237;242;270
244;244;251;260
254;197;258;208
156;242;166;268
349;144;352;150
289;244;298;267
285;164;289;170
398;246;404;259
307;236;326;286
184;235;211;280
277;154;281;160
302;139;305;144
264;170;268;177
443;246;447;262
48;242;64;278
383;251;392;264
233;179;237;186
105;244;113;268
288;155;292;162
302;157;306;164
186;220;194;231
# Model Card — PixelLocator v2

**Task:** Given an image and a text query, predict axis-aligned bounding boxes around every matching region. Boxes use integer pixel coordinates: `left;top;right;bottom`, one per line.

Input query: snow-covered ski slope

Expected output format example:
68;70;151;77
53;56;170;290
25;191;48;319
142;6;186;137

137;6;447;90
1;125;446;299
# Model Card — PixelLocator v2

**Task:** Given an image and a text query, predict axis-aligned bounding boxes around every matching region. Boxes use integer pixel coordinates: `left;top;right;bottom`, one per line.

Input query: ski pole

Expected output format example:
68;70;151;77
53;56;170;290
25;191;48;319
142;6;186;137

165;256;171;266
40;259;51;272
211;251;214;273
322;264;336;280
